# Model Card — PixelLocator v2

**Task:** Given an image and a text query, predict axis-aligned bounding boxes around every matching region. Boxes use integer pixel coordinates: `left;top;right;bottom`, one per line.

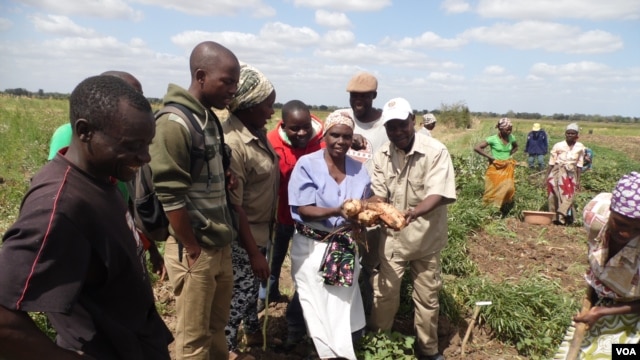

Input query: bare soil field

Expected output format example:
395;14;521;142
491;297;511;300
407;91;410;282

579;134;640;162
151;130;640;359
154;218;586;360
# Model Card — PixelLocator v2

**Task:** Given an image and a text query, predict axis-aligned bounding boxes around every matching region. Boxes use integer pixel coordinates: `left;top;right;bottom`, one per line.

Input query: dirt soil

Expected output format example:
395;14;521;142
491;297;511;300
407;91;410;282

153;125;639;359
154;218;587;360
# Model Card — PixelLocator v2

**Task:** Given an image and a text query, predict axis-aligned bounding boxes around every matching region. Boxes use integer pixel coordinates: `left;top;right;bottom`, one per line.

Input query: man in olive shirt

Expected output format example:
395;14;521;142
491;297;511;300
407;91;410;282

369;98;456;360
149;41;240;360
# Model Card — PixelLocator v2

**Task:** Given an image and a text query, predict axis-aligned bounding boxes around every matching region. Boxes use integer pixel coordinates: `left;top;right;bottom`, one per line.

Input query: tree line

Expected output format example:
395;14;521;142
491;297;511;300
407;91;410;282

3;88;638;124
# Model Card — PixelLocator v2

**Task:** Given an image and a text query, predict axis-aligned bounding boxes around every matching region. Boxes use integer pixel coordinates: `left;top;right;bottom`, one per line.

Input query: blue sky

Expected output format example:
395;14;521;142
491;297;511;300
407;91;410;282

1;0;639;116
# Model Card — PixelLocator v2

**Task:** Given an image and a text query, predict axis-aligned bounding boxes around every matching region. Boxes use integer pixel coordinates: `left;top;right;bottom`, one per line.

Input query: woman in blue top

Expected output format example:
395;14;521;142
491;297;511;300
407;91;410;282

474;118;519;208
288;111;370;360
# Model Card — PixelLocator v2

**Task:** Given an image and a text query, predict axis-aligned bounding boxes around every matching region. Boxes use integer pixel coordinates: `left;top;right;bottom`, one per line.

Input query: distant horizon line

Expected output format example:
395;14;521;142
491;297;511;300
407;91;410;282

1;91;637;120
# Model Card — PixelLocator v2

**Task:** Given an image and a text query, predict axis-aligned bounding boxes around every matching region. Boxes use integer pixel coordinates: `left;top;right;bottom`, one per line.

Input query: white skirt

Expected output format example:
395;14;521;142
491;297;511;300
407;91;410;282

290;232;365;360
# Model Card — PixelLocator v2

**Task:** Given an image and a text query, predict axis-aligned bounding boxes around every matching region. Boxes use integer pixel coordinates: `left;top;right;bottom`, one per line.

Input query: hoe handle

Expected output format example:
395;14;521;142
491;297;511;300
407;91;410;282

460;305;481;355
566;287;594;360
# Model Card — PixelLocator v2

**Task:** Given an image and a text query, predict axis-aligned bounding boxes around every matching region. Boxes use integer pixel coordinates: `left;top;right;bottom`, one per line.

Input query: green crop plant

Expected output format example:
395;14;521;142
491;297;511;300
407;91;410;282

356;330;416;360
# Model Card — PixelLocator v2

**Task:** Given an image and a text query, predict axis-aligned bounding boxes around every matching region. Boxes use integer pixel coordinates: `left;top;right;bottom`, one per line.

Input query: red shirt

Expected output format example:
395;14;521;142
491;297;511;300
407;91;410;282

267;115;324;225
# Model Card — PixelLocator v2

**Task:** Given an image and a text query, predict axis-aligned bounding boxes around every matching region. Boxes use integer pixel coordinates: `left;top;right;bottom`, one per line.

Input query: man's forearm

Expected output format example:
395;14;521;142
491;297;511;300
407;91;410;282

0;306;86;360
165;207;200;251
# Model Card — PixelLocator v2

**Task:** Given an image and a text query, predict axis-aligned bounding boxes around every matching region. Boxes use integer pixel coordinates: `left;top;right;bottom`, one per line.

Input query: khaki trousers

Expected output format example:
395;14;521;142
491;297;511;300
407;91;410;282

370;251;442;356
165;236;233;360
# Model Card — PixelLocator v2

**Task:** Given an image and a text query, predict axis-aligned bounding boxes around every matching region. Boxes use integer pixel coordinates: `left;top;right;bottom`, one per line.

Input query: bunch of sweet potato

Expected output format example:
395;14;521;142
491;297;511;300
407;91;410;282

341;199;406;231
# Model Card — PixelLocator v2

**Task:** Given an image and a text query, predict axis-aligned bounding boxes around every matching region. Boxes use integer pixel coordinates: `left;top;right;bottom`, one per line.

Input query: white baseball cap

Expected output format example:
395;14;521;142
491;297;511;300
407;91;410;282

382;97;413;124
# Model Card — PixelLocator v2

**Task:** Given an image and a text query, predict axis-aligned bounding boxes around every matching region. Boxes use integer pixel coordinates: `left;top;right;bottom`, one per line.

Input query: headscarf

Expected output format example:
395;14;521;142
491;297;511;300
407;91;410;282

496;117;512;129
228;63;274;113
323;111;354;136
611;171;640;219
566;122;579;132
423;113;437;125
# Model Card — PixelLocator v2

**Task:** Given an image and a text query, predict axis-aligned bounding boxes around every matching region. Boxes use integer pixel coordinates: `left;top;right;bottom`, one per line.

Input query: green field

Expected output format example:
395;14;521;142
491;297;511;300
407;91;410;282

1;95;640;358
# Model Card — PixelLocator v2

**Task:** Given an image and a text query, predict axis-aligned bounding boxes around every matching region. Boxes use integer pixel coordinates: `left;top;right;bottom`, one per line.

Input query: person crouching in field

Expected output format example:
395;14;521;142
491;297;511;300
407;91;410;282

474;118;518;211
555;172;640;358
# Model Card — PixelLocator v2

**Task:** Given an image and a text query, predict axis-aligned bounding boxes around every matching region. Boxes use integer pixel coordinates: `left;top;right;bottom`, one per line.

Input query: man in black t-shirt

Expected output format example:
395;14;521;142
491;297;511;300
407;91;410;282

0;75;172;359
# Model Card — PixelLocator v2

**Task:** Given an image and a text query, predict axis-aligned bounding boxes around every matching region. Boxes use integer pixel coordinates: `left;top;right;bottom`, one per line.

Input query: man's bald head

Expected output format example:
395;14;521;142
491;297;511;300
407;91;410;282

189;41;238;79
187;41;240;109
100;70;143;94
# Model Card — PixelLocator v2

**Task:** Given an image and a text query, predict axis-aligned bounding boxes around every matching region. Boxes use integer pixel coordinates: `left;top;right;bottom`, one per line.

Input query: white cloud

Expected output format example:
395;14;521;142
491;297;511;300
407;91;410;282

169;27;317;66
170;30;284;61
462;21;623;54
441;0;471;14
0;34;180;98
530;61;610;76
30;15;97;37
259;22;320;47
169;23;321;58
18;0;143;20
135;0;275;17
315;10;351;28
427;72;465;82
383;32;468;50
483;65;506;75
43;36;153;59
477;0;640;20
323;30;355;46
314;44;429;69
292;0;391;12
527;62;640;95
0;18;12;31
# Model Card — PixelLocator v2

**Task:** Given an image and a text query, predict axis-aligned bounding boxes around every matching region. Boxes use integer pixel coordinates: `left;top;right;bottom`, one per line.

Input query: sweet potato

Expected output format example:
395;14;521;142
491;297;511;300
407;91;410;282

356;209;382;227
341;198;363;218
365;202;406;231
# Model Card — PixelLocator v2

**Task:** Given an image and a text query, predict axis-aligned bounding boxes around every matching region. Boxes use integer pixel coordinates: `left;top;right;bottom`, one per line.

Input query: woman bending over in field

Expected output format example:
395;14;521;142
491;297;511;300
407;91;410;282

554;172;640;359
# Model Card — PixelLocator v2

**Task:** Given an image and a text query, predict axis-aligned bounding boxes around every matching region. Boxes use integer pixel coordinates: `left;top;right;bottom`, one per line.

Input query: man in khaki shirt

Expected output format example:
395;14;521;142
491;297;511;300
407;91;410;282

368;98;456;360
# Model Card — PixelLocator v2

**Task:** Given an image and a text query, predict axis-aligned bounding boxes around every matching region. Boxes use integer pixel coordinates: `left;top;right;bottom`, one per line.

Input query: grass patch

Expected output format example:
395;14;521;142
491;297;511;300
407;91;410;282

446;275;577;359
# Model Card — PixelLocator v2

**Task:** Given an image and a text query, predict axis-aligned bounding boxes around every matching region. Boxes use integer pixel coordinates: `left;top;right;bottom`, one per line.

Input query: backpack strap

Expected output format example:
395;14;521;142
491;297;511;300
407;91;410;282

155;103;207;181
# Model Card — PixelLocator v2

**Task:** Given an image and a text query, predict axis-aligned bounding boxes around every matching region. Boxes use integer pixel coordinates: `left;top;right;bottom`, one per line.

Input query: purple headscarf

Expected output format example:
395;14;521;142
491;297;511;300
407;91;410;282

611;171;640;219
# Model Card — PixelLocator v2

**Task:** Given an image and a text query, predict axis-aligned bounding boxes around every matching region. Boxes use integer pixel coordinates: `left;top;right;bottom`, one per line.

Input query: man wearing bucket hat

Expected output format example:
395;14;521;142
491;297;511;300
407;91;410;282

330;71;386;167
524;123;548;171
418;113;437;137
368;98;456;360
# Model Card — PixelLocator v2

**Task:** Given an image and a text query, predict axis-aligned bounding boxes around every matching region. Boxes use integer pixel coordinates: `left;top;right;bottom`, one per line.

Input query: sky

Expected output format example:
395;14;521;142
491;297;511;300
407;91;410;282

1;0;639;117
